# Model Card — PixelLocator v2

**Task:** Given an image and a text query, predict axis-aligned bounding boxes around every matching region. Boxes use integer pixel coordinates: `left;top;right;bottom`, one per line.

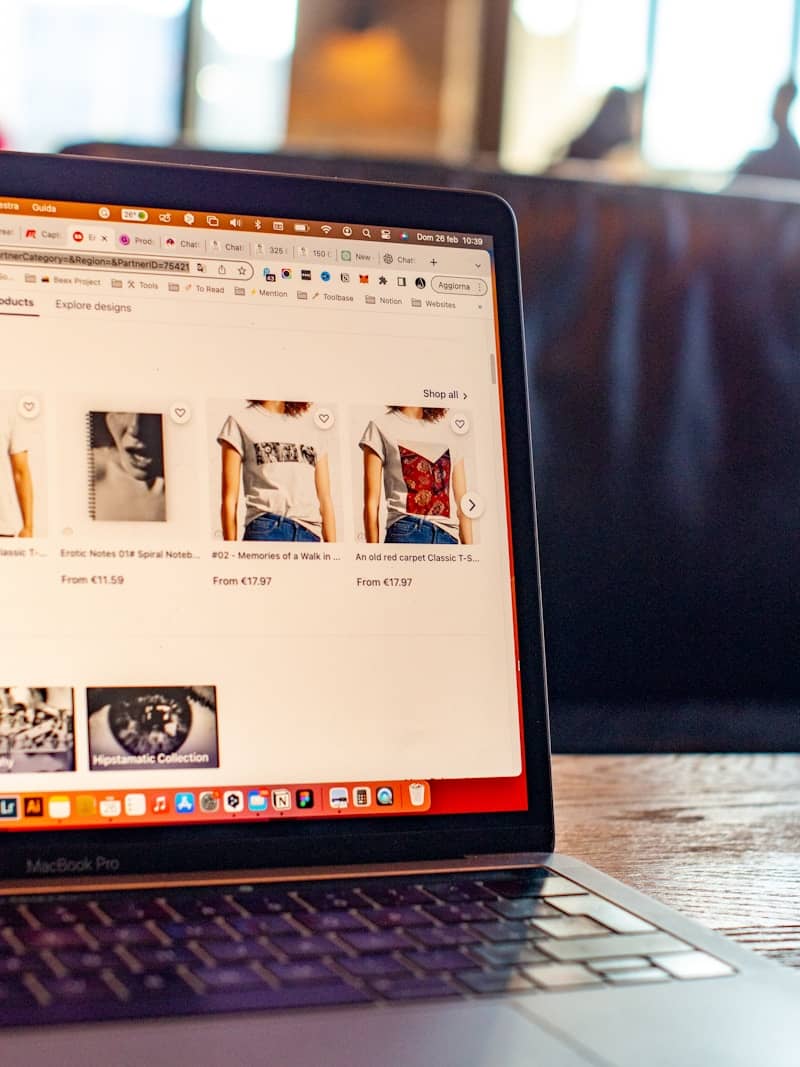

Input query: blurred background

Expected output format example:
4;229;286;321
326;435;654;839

2;0;798;751
4;0;800;186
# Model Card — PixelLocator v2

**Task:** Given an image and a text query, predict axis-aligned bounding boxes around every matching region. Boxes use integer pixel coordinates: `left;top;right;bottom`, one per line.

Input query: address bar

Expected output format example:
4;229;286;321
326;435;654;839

0;249;254;279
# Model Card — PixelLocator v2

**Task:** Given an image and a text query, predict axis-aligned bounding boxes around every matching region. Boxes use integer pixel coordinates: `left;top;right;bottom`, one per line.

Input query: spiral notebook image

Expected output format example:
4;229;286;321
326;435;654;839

88;410;166;522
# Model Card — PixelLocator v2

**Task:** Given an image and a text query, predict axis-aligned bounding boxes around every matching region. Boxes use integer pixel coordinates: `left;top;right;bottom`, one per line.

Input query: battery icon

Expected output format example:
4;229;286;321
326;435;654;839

293;222;310;232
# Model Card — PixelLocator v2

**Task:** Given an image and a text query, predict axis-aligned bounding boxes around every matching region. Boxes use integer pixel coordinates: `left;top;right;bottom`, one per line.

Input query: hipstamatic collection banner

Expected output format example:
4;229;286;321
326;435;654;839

86;686;219;771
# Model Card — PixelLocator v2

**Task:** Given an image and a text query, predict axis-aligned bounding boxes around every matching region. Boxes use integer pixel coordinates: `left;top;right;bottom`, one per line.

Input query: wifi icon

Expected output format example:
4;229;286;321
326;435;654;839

321;224;332;234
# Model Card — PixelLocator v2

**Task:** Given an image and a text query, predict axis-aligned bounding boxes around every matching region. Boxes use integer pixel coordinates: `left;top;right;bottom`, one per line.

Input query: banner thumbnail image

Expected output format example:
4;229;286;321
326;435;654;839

88;411;166;522
210;398;340;542
0;687;75;773
87;686;218;771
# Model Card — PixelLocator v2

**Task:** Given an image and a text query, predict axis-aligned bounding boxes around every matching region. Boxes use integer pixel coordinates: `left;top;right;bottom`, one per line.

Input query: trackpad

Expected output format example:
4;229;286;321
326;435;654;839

5;1002;594;1067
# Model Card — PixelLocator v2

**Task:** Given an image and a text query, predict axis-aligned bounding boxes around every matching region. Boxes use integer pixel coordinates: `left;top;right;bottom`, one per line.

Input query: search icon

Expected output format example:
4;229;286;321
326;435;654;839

362;227;372;237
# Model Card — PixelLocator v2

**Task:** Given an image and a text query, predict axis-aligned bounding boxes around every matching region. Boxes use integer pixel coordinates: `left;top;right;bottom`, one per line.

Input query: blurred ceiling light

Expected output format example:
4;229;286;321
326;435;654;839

195;62;234;102
315;26;413;85
202;0;298;60
514;0;579;37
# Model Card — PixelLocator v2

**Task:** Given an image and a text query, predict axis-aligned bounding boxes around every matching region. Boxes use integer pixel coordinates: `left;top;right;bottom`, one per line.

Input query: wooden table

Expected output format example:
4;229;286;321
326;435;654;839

552;754;800;969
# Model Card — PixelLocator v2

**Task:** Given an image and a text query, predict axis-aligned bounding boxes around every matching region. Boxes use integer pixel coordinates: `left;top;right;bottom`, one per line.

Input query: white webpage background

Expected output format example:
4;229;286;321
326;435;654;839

0;238;521;790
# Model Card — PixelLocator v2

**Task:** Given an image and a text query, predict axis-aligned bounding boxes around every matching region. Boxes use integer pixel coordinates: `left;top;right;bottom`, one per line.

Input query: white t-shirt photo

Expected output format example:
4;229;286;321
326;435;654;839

359;409;463;539
217;404;326;536
0;398;30;536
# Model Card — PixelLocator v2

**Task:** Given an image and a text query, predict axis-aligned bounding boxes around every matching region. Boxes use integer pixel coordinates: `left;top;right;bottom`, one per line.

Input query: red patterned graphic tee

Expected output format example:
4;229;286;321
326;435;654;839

359;409;463;539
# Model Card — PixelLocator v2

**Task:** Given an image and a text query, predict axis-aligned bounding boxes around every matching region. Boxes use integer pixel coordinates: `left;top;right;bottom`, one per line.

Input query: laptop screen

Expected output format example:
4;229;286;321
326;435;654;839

0;193;526;833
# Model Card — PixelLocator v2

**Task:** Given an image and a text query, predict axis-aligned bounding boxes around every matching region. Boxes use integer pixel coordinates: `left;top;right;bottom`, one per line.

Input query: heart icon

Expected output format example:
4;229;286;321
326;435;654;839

175;408;185;418
23;402;34;412
318;413;329;423
455;419;465;429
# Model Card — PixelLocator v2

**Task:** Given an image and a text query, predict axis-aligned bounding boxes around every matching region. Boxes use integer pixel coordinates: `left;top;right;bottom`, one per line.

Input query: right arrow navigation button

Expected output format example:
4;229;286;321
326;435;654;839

460;492;485;519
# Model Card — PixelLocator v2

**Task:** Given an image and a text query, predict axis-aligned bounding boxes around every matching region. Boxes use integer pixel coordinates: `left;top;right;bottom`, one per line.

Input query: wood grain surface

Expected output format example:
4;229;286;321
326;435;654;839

552;755;800;969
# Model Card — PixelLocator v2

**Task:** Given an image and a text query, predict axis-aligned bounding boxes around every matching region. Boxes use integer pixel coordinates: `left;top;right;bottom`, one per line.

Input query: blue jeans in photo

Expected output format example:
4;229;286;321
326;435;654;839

385;515;458;545
244;514;320;542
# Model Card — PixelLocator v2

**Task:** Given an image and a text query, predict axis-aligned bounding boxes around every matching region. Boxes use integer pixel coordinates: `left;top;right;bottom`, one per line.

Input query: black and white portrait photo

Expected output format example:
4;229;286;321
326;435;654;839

0;687;75;774
89;411;166;522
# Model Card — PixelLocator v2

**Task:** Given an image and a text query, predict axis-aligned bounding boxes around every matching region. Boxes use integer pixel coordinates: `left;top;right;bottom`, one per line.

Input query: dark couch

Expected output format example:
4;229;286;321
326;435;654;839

63;145;800;750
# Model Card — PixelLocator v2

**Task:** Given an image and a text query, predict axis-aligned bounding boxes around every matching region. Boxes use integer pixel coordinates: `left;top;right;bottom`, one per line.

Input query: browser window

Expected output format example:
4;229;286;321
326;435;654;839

0;199;525;832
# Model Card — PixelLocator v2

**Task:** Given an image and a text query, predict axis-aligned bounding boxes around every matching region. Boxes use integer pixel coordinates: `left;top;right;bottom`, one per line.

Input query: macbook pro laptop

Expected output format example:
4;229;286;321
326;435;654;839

0;151;796;1065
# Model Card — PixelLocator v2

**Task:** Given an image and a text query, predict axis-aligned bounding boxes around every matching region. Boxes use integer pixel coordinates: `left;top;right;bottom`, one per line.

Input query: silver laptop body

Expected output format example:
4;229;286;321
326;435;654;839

0;152;797;1065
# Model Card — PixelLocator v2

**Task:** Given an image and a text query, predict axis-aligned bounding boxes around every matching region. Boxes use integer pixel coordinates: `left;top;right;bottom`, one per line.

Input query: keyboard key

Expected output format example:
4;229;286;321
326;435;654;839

0;979;36;1007
473;920;536;943
608;968;671;985
267;960;340;985
425;903;493;924
90;925;161;947
26;903;100;927
196;981;371;1011
459;968;534;995
119;971;191;999
16;928;88;950
0;956;32;977
294;912;367;934
470;942;547;967
363;907;433;929
231;890;302;915
410;926;480;948
162;896;239;920
340;930;414;954
550;895;655;934
229;915;295;937
190;965;265;991
296;887;366;911
54;949;121;972
271;934;343;960
0;904;30;927
402;949;476;973
491;874;583;899
372;976;458;1001
424;882;496;904
40;975;119;1002
539;931;690;963
531;916;610;939
587;956;650;974
486;898;560;920
160;922;229;943
95;899;169;922
650;951;735;980
204;940;272;964
128;945;198;969
338;954;411;979
362;885;433;907
523;963;604;990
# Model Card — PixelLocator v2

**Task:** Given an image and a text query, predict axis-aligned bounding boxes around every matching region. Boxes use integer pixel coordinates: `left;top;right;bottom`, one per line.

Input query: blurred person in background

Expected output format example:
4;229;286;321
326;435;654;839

548;85;647;181
562;87;639;161
736;79;800;181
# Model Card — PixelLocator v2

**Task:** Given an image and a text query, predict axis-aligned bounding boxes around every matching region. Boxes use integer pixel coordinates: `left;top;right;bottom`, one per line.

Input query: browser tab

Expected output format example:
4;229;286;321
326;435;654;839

253;239;293;260
125;231;158;251
352;247;378;266
175;235;205;254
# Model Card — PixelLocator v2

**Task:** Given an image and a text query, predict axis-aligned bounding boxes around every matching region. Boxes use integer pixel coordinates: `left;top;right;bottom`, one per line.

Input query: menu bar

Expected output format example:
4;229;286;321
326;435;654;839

0;198;492;250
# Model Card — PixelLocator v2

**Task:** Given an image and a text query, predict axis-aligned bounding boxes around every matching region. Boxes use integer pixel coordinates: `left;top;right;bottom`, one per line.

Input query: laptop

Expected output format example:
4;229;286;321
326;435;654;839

0;151;796;1066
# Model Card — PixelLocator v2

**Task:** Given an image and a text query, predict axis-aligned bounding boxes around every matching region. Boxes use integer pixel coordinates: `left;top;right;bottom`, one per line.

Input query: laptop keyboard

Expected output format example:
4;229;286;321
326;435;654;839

0;868;736;1027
